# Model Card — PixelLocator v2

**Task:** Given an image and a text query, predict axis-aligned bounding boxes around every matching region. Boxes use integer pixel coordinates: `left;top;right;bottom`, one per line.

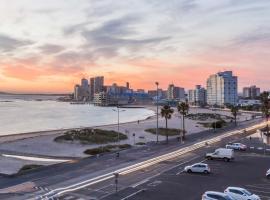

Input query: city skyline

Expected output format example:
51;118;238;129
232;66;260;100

1;0;270;93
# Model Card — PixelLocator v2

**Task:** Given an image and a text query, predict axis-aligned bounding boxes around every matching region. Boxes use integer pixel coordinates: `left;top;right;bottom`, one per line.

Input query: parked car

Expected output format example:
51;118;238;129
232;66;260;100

184;163;210;174
224;187;260;200
266;168;270;178
206;148;234;162
202;191;235;200
226;143;247;151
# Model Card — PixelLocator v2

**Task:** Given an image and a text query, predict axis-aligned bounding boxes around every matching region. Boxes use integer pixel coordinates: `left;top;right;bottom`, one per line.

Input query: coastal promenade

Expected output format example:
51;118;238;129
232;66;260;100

0;117;265;199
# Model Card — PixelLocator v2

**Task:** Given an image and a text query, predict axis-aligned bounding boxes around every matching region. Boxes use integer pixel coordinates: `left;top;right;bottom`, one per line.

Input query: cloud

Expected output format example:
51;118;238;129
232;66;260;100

81;16;171;57
0;34;33;52
38;44;65;54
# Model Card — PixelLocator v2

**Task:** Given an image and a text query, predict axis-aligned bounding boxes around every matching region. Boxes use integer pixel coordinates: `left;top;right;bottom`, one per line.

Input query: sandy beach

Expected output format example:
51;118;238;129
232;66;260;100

0;106;256;175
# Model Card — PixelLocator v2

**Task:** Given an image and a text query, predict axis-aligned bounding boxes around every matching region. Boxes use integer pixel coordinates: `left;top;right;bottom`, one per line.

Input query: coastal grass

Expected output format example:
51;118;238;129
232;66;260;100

198;120;227;129
54;128;127;144
84;144;131;155
145;128;184;136
187;113;233;121
18;164;43;174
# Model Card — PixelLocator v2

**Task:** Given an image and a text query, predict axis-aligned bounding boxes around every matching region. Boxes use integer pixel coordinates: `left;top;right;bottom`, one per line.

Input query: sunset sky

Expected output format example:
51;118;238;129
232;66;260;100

0;0;270;93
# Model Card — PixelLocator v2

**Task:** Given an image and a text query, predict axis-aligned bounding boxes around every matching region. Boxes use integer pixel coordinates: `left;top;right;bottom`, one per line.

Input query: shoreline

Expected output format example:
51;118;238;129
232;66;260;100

0;108;156;144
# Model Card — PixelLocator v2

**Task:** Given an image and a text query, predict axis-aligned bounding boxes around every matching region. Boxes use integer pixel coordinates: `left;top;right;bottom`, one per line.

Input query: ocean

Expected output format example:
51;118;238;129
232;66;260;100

0;94;155;136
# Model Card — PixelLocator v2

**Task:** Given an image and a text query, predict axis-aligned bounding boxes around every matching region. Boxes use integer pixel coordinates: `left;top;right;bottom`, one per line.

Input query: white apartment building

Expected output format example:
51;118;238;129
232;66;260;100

206;71;238;106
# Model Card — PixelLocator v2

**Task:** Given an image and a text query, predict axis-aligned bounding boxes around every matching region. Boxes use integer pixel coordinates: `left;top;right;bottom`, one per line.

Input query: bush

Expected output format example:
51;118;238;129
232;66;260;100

54;128;127;144
211;120;226;129
145;128;184;136
84;144;131;155
136;142;146;145
18;165;43;173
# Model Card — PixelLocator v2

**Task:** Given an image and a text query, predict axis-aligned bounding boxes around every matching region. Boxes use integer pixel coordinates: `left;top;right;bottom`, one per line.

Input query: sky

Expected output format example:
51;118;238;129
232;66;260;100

0;0;270;93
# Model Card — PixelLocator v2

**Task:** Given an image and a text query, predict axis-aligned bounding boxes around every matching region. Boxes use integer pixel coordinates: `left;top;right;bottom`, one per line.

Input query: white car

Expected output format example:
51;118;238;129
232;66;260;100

226;143;247;151
266;168;270;178
184;163;210;174
224;187;260;200
202;191;234;200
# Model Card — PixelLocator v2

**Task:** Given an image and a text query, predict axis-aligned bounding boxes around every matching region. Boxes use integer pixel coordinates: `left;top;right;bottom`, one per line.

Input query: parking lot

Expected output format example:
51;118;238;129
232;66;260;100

104;136;270;200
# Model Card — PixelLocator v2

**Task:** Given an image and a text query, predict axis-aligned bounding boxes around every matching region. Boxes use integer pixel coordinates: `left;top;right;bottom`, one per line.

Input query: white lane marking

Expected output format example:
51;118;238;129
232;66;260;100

39;122;269;199
258;147;263;150
250;147;255;149
120;189;145;200
132;179;149;188
248;188;270;194
246;185;270;190
1;154;70;162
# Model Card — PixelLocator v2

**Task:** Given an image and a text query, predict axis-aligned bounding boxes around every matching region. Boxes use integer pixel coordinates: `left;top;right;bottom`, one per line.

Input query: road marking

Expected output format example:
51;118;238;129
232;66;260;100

246;185;270;190
38;122;269;199
248;188;270;194
132;179;149;188
120;189;145;200
250;147;255;149
258;147;263;150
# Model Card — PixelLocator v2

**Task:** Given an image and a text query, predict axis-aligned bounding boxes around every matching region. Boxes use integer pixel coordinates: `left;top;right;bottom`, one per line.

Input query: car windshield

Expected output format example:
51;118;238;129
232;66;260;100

225;196;234;200
242;189;252;196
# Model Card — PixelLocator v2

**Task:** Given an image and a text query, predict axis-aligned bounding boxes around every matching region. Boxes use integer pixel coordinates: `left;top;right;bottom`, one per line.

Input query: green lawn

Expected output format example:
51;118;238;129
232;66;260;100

54;128;127;144
145;128;184;136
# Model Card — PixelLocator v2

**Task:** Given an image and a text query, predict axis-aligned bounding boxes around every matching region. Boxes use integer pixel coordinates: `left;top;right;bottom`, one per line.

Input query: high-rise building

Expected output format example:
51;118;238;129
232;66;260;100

167;84;185;100
188;85;207;106
243;85;260;99
74;84;82;101
89;76;104;100
206;71;238;106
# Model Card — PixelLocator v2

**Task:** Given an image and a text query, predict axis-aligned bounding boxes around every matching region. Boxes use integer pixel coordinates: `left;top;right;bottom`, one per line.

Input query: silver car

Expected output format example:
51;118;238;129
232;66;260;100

184;163;210;174
224;187;260;200
202;191;234;200
266;168;270;178
226;143;247;151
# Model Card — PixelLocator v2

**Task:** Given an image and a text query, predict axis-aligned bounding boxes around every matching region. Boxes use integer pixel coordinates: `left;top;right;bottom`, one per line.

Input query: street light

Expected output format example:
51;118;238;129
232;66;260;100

155;82;159;143
112;106;126;143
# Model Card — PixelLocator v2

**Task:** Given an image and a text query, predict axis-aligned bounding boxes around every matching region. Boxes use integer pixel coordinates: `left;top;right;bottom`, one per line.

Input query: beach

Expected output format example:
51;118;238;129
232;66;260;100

0;105;255;175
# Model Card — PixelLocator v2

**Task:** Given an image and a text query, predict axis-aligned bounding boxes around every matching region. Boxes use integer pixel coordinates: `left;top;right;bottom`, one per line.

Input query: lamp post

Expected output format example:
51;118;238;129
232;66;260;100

112;106;126;143
155;82;159;143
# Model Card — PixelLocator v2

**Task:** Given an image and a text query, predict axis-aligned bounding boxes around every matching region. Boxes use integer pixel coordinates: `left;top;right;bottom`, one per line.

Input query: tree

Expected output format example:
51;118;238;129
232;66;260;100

177;102;189;140
261;91;270;135
161;105;174;144
230;106;239;126
261;91;270;122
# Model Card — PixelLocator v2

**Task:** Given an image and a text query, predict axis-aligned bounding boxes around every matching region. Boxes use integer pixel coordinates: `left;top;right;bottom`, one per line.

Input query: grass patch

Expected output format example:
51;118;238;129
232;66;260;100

136;142;146;145
84;144;131;155
54;128;127;144
187;113;232;121
18;164;43;173
145;128;184;136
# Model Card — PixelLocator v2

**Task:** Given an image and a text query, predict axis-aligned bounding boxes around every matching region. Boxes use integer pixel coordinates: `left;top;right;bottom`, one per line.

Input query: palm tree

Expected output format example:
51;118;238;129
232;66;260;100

177;102;189;140
261;91;270;122
161;105;174;143
230;106;239;126
261;91;270;135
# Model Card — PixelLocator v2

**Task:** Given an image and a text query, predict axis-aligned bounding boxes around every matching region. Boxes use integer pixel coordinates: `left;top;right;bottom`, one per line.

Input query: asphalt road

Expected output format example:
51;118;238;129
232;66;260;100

102;133;270;200
0;118;267;200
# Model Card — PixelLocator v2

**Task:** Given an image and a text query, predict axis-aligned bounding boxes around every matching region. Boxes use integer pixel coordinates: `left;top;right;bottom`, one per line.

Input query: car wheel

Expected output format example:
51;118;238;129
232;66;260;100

187;169;192;173
224;157;230;162
204;170;209;174
267;175;270;179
